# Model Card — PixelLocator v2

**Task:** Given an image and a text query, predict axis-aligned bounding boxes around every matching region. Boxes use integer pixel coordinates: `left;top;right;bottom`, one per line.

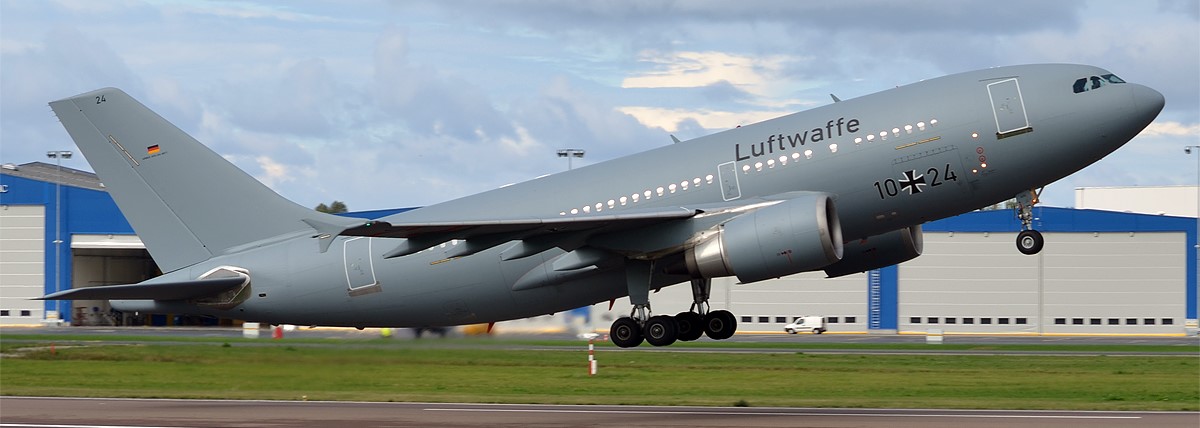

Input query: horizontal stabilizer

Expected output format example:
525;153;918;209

39;276;247;301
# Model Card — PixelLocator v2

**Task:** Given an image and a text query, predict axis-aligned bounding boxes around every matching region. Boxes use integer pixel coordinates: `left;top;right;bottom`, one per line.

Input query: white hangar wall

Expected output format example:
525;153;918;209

900;231;1185;334
0;205;47;324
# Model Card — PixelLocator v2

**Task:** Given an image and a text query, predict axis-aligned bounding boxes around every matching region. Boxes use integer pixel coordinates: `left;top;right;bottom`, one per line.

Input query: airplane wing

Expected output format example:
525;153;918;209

306;194;813;261
39;276;247;301
307;206;701;259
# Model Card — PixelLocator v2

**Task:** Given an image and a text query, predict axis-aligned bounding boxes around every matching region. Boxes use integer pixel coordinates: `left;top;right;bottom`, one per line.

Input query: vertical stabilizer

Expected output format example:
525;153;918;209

49;88;349;272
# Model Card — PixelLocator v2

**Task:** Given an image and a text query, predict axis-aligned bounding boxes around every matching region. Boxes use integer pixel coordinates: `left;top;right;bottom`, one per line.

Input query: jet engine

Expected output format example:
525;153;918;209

823;225;923;278
683;194;843;284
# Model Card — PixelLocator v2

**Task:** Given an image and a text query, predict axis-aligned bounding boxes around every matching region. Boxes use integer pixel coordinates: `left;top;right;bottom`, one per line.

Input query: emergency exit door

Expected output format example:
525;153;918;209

987;78;1032;138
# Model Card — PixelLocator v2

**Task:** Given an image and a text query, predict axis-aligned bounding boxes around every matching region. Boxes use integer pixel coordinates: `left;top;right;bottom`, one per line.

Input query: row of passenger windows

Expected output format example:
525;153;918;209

1072;73;1125;93
560;117;940;216
0;310;33;317
741;316;859;324
1055;318;1174;326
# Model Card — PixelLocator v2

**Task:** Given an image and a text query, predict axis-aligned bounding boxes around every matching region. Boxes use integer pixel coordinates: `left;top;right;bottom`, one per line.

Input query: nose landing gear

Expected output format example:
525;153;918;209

1014;188;1044;255
1017;229;1044;255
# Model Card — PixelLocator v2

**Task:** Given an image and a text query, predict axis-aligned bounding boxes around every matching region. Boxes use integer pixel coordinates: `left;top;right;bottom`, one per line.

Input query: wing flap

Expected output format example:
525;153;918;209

343;207;698;240
39;276;247;301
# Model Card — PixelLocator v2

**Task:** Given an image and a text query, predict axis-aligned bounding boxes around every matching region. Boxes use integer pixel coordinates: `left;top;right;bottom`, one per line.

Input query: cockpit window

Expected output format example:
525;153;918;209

1072;74;1126;93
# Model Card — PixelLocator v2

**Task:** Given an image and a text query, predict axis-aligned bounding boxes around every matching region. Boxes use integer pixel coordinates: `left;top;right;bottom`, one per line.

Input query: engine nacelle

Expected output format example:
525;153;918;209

823;225;923;278
684;194;843;284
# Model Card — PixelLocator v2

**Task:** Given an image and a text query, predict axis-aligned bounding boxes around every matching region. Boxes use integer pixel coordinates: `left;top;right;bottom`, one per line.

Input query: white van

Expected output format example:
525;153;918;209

784;316;827;334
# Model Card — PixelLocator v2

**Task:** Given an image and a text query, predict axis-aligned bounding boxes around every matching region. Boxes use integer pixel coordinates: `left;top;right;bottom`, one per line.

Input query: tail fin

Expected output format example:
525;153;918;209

50;88;348;272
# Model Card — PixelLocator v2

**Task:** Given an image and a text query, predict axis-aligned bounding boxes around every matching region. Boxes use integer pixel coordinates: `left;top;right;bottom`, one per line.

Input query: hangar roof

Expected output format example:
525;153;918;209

0;162;104;191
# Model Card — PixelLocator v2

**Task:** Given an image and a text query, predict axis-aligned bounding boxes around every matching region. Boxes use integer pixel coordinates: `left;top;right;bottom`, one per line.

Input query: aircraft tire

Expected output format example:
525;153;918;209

1016;230;1044;255
610;317;644;348
644;315;678;347
675;312;705;341
703;310;738;340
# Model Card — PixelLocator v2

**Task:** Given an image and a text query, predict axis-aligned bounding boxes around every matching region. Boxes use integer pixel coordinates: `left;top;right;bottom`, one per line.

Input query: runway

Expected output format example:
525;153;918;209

2;397;1196;428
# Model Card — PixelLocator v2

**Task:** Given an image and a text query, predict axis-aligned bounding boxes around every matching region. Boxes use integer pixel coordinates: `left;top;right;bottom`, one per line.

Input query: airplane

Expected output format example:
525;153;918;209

41;64;1164;347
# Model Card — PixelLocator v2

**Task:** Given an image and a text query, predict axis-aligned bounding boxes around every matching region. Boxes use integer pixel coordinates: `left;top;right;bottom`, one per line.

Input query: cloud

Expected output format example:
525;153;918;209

2;0;1195;213
0;26;145;164
418;0;1082;35
616;106;785;133
510;76;665;161
1141;121;1200;138
371;28;515;141
215;58;344;138
158;1;357;24
622;51;791;94
616;51;815;132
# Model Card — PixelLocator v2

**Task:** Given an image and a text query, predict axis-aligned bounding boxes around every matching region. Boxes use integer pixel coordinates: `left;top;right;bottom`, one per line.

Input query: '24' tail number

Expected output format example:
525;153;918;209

873;163;958;199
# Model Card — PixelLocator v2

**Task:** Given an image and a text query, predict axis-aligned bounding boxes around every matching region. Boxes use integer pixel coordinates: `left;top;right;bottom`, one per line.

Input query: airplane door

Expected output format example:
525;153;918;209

987;78;1032;138
717;161;741;201
343;237;381;296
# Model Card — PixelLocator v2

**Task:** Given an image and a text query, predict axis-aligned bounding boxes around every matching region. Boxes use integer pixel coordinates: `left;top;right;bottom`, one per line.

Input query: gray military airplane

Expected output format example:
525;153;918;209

43;64;1163;347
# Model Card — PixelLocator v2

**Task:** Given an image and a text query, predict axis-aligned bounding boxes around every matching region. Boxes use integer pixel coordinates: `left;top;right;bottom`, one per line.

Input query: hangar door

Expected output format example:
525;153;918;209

0;205;45;324
71;234;159;326
898;231;1185;334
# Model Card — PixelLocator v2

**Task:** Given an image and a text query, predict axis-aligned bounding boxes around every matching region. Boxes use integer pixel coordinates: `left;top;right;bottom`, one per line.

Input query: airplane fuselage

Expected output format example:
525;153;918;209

98;64;1162;328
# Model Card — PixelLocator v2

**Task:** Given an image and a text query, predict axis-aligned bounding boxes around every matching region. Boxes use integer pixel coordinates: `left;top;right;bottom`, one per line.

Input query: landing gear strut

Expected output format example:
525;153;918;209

1015;188;1044;255
685;278;737;340
607;265;738;347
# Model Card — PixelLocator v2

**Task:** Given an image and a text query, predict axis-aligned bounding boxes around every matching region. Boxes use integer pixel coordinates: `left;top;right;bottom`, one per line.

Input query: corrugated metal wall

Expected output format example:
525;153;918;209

900;232;1185;334
0;205;46;324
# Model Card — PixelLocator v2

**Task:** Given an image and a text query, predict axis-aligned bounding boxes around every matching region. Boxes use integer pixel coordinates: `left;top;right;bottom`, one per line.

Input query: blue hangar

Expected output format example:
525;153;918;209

2;161;1196;333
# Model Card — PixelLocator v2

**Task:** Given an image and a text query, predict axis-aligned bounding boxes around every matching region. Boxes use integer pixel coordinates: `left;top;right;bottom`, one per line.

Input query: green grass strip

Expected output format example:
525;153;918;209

2;334;1195;353
2;343;1196;410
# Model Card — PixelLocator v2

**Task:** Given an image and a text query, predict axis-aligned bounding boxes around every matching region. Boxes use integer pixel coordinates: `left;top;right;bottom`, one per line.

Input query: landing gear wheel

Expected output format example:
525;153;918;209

1016;230;1044;255
674;312;704;342
644;315;678;347
610;317;644;348
703;310;738;340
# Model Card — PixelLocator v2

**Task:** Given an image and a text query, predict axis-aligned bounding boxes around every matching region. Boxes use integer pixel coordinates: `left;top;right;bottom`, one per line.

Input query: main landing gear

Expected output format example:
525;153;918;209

609;263;738;348
1015;188;1044;255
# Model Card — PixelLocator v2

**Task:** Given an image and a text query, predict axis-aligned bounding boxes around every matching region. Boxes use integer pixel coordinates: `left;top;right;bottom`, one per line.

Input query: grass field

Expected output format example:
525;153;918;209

2;338;1196;410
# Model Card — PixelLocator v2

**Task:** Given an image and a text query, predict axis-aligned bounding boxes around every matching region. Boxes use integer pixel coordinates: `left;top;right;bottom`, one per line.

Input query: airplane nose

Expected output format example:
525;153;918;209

1132;84;1165;116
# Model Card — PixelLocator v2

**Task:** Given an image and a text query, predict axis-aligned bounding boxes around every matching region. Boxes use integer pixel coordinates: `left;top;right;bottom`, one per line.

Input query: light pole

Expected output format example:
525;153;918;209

46;150;72;324
1186;146;1199;335
556;149;585;170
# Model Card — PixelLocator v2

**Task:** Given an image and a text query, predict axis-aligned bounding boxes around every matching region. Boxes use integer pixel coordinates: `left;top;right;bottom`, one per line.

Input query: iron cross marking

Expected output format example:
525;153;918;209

898;169;927;195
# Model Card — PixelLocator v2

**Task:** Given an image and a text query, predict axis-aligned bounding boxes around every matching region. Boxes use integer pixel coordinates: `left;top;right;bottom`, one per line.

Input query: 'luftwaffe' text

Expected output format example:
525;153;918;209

735;117;861;162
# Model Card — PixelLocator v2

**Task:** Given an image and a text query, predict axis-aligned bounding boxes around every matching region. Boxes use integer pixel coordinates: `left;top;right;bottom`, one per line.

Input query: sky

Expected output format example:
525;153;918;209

2;0;1198;211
